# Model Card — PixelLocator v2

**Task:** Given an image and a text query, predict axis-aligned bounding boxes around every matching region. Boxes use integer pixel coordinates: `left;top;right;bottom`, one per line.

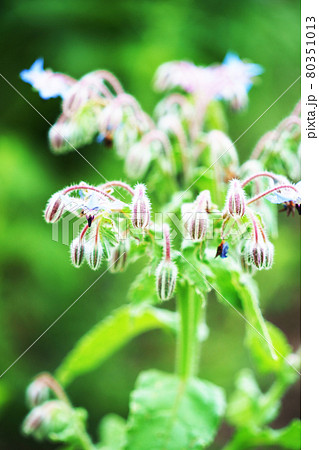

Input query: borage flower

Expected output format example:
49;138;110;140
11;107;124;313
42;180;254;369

20;59;75;99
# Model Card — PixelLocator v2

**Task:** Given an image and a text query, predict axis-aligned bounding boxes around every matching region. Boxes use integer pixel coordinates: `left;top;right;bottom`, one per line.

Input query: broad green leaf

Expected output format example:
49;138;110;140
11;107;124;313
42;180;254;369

55;306;177;386
126;369;225;450
231;271;276;361
226;369;280;429
247;320;299;378
98;414;127;450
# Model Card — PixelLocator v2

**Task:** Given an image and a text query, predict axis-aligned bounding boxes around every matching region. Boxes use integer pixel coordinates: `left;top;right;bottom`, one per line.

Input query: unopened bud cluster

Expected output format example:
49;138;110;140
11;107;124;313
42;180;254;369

44;181;151;272
23;373;89;446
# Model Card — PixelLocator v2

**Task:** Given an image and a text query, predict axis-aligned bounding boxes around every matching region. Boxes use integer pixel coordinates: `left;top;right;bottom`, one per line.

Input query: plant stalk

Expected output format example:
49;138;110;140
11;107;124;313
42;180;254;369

176;282;203;379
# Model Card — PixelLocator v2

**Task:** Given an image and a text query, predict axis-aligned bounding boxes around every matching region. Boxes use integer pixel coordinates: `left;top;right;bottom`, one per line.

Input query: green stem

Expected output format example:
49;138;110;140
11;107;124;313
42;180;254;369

77;426;95;450
176;282;203;379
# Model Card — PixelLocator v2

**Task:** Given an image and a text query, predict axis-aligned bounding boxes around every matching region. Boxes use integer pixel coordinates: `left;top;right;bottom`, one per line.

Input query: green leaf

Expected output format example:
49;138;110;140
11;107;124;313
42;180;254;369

126;369;225;450
226;369;280;429
128;266;159;305
98;414;127;450
55;306;177;386
232;272;277;361
247;321;298;378
224;420;301;450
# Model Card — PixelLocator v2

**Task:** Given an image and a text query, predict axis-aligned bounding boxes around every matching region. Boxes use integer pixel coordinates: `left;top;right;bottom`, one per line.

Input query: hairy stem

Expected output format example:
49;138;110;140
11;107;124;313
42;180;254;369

176;282;202;379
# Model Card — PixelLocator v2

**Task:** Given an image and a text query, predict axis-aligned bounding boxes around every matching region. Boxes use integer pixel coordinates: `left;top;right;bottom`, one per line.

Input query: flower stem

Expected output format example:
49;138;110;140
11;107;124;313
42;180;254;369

246;184;298;205
176;282;202;379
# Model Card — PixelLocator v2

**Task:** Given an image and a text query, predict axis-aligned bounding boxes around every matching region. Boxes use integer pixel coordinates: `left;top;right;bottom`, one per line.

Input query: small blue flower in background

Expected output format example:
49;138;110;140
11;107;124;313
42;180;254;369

20;58;72;99
215;52;263;108
222;52;263;92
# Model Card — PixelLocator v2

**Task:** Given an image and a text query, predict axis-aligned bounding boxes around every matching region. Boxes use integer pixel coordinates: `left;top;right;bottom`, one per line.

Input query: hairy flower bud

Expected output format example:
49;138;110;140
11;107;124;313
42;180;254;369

225;179;246;218
245;239;274;270
85;232;103;270
26;378;51;408
131;184;151;229
262;240;274;270
70;236;85;268
44;193;65;223
22;400;72;441
184;191;212;242
156;260;178;301
125;142;152;179
187;210;208;241
205;130;239;173
109;239;130;273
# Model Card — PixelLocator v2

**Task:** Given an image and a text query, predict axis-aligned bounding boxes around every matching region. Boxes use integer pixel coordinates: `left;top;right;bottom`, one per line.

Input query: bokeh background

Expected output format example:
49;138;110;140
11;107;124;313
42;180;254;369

0;0;300;448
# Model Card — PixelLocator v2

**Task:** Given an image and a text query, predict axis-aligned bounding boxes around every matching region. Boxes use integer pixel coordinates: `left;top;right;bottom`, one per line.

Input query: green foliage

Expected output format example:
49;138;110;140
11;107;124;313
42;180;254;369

126;369;225;450
226;367;301;450
98;414;127;450
56;306;177;386
128;266;159;305
223;420;301;450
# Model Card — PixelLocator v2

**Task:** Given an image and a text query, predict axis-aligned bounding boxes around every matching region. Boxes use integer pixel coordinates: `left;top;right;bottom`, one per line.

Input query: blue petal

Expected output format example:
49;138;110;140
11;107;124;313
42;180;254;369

221;242;229;259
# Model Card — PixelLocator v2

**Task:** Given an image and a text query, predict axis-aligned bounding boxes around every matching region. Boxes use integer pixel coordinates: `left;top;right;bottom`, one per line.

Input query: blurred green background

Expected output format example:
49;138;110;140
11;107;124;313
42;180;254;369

0;0;300;448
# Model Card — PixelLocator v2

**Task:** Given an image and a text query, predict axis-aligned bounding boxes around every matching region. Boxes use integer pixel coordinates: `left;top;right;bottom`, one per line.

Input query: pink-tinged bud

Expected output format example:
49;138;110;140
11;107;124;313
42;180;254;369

245;239;274;270
125;142;152;179
184;191;211;242
194;190;213;212
44;193;65;223
70;237;85;268
85;235;103;270
188;210;208;241
109;239;130;273
156;260;178;301
262;240;274;270
225;179;246;218
131;184;151;229
26;378;50;408
22;400;72;441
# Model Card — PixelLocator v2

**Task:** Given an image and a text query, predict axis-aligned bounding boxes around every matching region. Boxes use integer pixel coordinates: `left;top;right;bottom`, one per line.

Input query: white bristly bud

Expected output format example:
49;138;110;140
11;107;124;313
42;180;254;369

131;184;151;229
44;193;65;223
156;260;178;301
70;236;85;268
225;179;246;218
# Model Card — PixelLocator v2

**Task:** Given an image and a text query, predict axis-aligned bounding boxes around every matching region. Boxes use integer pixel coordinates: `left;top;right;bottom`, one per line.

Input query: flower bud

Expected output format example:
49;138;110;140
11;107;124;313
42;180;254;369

85;235;103;270
262;240;274;270
48;118;80;153
131;184;151;229
26;377;51;408
44;193;65;223
22;400;72;441
205;130;239;172
125;142;152;179
245;239;274;270
225;179;246;218
156;260;178;301
184;191;212;242
187;210;208;241
70;236;85;268
109;239;130;273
